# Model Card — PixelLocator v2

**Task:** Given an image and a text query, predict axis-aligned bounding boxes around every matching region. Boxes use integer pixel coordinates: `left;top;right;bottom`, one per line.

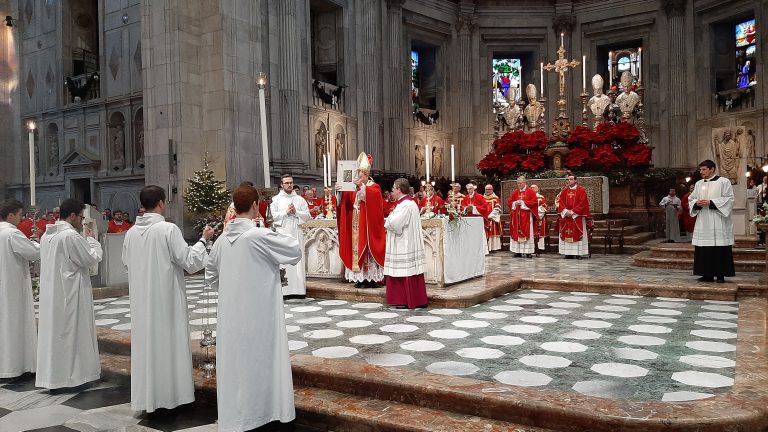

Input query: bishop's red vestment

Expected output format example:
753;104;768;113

418;195;445;214
506;187;538;243
337;182;386;274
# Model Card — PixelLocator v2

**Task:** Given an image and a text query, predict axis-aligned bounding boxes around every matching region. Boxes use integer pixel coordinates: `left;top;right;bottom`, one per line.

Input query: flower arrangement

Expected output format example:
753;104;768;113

477;130;549;178
564;122;651;171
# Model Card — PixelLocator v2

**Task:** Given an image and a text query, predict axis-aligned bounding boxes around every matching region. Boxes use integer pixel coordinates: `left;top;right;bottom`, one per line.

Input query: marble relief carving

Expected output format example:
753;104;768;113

109;112;126;171
334;127;346;161
415;143;425;176
315;122;328;168
711;126;757;184
432;145;443;177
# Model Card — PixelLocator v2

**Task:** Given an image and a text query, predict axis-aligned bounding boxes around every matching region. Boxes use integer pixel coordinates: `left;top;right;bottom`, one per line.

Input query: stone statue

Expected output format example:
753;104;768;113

615;71;640;122
503;97;523;131
315;123;328;169
314;231;331;274
134;123;144;166
587;74;611;126
334;130;345;160
47;133;59;175
432;146;443;177
523;84;545;133
736;127;756;166
111;123;125;170
713;129;740;183
415;144;425;176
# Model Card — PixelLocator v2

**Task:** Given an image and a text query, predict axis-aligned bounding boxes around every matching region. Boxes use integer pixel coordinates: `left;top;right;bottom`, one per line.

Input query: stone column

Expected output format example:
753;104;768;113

662;0;688;167
358;0;383;166
276;0;302;163
384;0;405;173
456;12;476;175
0;0;21;196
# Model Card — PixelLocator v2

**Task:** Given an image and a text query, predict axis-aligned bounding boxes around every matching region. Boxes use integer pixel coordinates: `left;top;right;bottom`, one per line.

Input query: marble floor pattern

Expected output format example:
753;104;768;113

83;274;739;403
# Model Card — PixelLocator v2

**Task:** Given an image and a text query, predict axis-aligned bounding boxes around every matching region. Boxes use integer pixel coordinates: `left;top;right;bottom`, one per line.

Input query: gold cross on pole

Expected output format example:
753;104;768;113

543;33;580;137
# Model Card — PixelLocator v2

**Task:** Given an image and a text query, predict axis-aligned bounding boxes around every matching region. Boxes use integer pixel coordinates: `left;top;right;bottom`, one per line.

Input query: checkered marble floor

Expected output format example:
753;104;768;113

86;274;739;403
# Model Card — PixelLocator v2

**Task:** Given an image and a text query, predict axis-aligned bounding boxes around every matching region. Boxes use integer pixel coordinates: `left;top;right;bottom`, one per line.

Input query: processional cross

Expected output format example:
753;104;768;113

544;33;580;138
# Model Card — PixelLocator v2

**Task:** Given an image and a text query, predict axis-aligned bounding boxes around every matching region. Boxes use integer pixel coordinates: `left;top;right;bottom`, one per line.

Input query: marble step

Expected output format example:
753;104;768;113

648;243;764;260
632;251;765;272
590;224;645;235
590;231;656;245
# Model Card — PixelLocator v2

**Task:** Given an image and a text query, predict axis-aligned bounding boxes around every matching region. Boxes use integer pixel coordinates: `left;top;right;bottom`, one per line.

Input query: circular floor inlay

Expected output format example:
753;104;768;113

453;320;490;329
426;361;479;376
504;299;537;305
95;318;120;326
481;335;525;346
617;335;666;346
643;308;682;316
595;305;630;312
351;302;382;309
603;299;636;306
286;325;300;333
327;308;359;317
291;306;321;313
336;320;373;329
519;355;571;369
456;347;505;360
489;305;523;312
193;308;216;314
540;341;588;353
591;362;648;378
650;301;686;309
303;329;343;339
472;312;508;320
584;312;621;320
429;329;470;339
429;308;462;315
661;391;714;402
380;324;419;333
690;329;737;340
296;317;332;325
613;347;658;361
572;380;634;399
520;316;558;324
349;334;391;345
698;312;737;320
318;300;348;306
97;308;130;315
518;293;549;299
563;330;601;340
559;295;591;302
694;320;737;329
679;354;735;369
366;353;415;367
494;370;552;387
111;300;131;305
406;315;442;323
111;323;131;331
685;341;736;353
288;341;308;351
400;340;444;352
198;299;219;304
637;316;677;324
502;324;543;334
312;346;358;358
572;320;612;329
536;308;571;316
611;294;641;299
190;317;217;326
671;371;734;388
547;302;581;309
628;324;672;334
703;300;738;305
365;312;399;319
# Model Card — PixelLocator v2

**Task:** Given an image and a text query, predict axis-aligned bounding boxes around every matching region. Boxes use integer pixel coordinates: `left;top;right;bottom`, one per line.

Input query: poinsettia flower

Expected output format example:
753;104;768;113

624;143;652;167
564;147;590;168
593;144;622;169
520;153;545;171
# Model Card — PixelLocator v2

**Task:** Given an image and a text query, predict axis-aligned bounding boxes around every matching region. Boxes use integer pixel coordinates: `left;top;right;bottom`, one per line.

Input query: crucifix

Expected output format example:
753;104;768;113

544;33;580;138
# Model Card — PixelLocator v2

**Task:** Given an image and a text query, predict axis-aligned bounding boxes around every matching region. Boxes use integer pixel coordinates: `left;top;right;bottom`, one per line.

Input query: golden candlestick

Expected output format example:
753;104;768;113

324;187;336;220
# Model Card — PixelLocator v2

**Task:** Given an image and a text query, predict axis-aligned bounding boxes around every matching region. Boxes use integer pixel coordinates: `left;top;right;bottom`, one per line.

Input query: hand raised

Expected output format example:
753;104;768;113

202;225;215;240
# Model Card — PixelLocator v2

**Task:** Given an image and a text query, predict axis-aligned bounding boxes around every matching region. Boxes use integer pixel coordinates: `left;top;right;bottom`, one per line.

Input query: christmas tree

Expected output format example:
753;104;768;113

184;152;230;235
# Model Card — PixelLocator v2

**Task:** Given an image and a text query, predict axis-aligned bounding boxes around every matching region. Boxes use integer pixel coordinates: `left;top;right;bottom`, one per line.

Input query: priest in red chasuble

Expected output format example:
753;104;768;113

483;184;502;251
557;174;591;258
461;182;490;218
531;184;548;251
336;153;386;288
507;177;538;257
418;184;444;216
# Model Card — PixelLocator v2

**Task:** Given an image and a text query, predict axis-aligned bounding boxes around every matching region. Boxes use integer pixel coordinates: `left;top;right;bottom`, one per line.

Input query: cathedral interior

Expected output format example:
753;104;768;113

0;0;764;228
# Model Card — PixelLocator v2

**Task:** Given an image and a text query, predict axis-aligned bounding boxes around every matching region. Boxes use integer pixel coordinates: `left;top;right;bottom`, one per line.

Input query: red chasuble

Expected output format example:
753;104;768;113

108;220;133;233
418;195;445;214
18;218;34;238
557;185;591;242
461;193;491;218
483;193;502;238
337;182;387;272
506;188;538;242
319;195;338;216
536;194;549;238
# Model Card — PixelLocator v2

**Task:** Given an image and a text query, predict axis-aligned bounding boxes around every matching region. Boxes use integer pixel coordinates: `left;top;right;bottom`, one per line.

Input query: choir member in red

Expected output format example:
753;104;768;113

557;174;591;258
531;184;548;251
107;210;133;233
461;182;490;218
507;177;538;257
336;153;386;288
382;191;396;217
483;184;502;251
36;212;55;235
680;183;696;238
447;183;464;212
17;212;35;238
418;184;444;216
318;187;338;218
224;182;270;229
304;188;321;218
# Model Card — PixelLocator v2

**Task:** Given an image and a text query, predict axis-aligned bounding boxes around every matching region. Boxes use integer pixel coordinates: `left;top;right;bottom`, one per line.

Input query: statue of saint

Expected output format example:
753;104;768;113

111;124;125;170
47;133;59;175
134;124;144;166
587;74;611;127
314;231;331;274
315;123;328;169
334;131;345;161
415;144;425;176
523;84;545;133
714;129;740;183
736;127;756;166
432;146;443;177
615;71;640;122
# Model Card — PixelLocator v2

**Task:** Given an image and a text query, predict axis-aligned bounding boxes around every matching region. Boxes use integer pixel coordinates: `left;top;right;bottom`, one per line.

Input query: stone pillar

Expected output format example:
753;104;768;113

276;0;302;163
456;12;476;175
359;0;383;166
384;0;405;173
0;0;21;197
662;0;688;167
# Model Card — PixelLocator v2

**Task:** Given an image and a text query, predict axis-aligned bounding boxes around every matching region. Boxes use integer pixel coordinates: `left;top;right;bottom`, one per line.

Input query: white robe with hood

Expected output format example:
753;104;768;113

689;176;734;247
205;218;302;432
269;190;311;295
0;222;40;378
121;212;207;412
36;220;103;389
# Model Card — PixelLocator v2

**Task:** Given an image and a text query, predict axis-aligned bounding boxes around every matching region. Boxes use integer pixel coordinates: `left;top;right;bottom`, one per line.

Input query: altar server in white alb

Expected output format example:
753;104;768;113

689;159;735;283
121;185;213;413
270;174;311;296
659;188;683;242
36;198;103;389
206;185;302;432
0;200;40;378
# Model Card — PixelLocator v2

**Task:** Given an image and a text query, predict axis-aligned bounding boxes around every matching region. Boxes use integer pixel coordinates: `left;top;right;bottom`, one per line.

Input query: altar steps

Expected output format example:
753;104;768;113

633;241;765;272
97;334;552;432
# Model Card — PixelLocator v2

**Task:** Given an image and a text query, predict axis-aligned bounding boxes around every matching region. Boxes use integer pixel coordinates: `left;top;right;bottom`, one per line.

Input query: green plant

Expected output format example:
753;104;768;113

183;153;230;236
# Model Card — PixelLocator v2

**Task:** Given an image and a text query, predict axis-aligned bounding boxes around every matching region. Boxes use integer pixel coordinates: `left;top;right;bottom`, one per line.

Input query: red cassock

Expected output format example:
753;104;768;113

305;197;321;218
483;194;502;239
108;220;133;233
506;188;539;242
418;195;445;214
18;219;34;238
461;193;491;218
37;219;54;234
536;195;549;238
318;195;338;217
557;186;591;242
337;182;387;273
681;192;696;233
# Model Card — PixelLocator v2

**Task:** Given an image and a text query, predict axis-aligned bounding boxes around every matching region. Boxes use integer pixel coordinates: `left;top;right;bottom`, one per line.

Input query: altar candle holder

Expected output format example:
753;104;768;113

324;187;336;220
635;81;649;144
422;198;435;220
580;91;589;128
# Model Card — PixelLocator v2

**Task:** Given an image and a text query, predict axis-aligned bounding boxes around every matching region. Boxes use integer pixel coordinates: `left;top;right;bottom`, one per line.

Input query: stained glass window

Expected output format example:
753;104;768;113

492;58;521;115
411;50;420;109
736;19;757;88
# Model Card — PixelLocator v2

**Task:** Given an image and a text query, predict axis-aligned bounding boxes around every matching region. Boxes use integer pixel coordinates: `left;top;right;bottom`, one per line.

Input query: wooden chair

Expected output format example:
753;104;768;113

603;219;625;254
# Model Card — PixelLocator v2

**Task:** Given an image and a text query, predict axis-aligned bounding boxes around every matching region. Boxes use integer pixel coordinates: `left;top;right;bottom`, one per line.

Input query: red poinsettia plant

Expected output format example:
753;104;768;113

563;122;651;171
477;130;549;176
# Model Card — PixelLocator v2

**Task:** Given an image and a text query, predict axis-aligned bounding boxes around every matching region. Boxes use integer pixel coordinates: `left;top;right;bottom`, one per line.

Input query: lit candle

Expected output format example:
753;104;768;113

540;62;545;95
323;154;328;187
450;144;455;182
582;55;586;92
257;73;270;189
608;51;613;86
425;143;431;182
28;122;36;206
638;47;642;83
327;152;332;187
560;32;564;47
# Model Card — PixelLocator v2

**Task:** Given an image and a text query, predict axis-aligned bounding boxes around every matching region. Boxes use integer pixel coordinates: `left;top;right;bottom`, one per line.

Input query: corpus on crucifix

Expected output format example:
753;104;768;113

544;33;581;139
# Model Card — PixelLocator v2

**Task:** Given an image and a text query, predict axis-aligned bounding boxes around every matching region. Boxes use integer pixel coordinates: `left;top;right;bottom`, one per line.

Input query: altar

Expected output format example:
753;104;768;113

301;218;486;287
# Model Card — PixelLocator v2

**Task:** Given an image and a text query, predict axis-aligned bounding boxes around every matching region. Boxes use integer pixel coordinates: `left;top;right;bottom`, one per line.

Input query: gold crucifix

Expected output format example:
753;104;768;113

544;33;580;137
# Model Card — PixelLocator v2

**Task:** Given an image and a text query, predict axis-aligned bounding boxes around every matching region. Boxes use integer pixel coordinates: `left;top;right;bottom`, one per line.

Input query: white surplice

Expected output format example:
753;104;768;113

36;221;103;389
659;195;683;242
270;191;311;296
509;199;535;254
383;198;425;277
689;176;734;247
121;213;207;412
205;219;302;432
0;222;40;378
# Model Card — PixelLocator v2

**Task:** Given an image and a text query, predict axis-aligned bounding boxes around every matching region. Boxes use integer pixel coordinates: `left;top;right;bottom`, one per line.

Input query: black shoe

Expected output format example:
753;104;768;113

716;277;725;283
564;255;574;259
697;276;714;282
514;253;522;258
354;282;364;288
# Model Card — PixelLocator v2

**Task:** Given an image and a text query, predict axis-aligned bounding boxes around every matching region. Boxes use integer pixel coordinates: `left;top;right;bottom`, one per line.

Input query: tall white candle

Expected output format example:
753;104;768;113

322;154;328;187
582;55;587;92
425;143;430;182
450;144;455;182
638;47;642;82
327;153;332;187
608;51;613;86
28;126;35;206
540;62;545;95
560;33;564;47
257;80;271;189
